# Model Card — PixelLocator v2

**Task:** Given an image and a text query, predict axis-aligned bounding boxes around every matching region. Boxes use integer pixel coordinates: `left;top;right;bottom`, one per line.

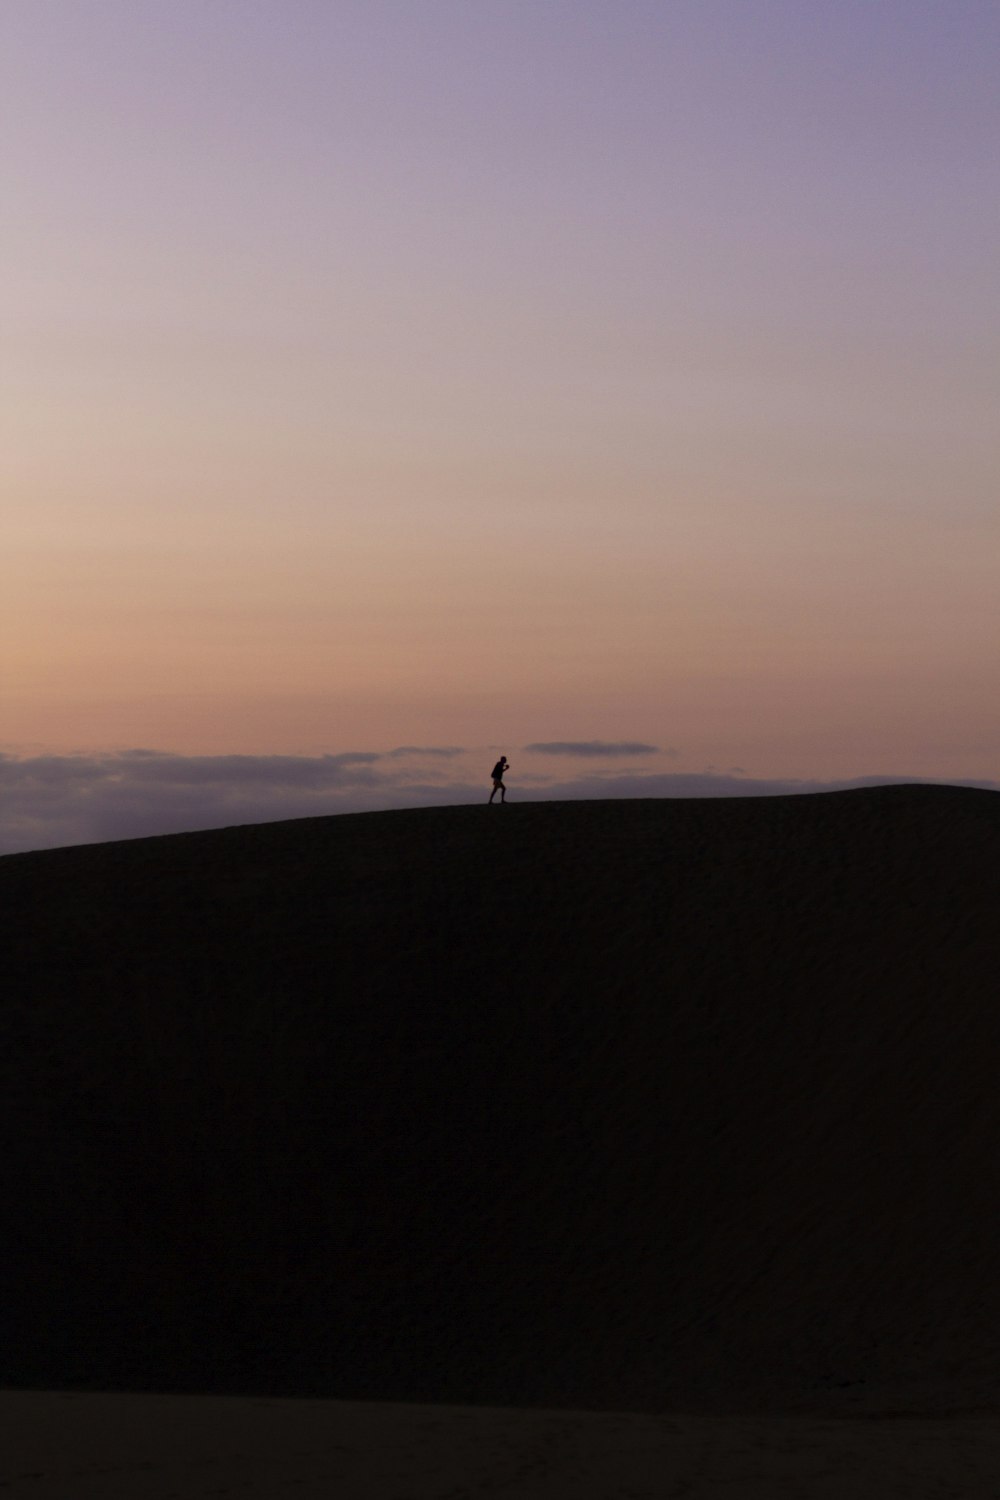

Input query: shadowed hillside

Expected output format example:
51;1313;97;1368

3;785;1000;1413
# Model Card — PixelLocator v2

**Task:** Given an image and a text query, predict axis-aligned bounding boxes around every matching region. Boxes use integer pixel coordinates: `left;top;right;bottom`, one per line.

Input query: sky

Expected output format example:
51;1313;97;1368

3;0;998;851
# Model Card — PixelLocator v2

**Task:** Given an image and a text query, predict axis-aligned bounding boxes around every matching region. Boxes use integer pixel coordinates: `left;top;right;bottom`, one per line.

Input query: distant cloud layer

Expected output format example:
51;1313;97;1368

524;741;663;757
1;750;996;856
0;749;476;854
385;746;465;758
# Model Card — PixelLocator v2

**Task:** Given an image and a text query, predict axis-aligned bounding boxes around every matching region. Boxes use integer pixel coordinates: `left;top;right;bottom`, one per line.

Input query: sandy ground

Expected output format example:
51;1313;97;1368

4;1391;1000;1499
6;789;1000;1461
7;788;1000;1412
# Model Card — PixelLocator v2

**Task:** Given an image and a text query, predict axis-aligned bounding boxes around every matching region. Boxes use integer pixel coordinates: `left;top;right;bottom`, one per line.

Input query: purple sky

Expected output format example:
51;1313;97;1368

3;1;998;850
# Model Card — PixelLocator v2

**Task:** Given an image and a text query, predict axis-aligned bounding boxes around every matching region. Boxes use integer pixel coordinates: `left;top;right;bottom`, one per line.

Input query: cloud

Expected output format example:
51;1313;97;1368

0;750;403;853
1;751;996;857
385;746;465;758
523;741;662;757
117;752;383;785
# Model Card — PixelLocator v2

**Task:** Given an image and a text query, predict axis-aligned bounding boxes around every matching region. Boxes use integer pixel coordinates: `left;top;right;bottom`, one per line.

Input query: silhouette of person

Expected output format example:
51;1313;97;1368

489;756;509;804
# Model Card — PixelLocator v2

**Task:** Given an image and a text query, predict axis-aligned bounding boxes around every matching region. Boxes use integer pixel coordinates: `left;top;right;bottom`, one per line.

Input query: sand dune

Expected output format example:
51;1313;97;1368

3;786;1000;1437
4;1390;1000;1499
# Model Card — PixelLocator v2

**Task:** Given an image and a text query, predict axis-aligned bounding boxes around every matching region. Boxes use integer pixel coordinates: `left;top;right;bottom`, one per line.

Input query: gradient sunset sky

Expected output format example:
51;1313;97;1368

4;1;999;846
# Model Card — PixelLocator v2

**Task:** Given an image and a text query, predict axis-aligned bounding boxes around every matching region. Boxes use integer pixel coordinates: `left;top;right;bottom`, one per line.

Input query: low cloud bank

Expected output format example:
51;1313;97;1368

1;750;996;856
385;745;465;759
524;741;663;757
0;749;475;854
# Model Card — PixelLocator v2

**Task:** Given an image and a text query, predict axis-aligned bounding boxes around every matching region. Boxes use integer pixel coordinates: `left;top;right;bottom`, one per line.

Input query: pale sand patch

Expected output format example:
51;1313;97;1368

3;1392;1000;1499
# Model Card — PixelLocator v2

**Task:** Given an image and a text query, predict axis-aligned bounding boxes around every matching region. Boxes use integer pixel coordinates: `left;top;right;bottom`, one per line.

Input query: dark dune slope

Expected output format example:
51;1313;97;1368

3;785;1000;1411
